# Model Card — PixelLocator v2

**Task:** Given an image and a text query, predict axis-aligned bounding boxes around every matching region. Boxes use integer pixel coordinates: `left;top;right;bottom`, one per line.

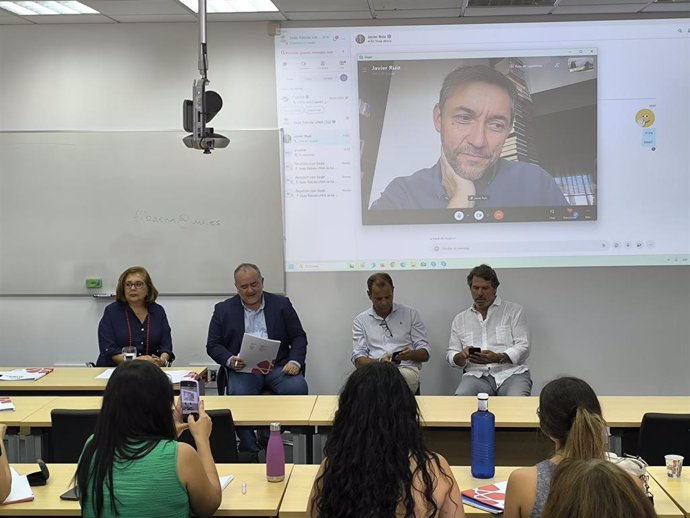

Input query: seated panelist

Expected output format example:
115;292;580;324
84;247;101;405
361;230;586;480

96;266;174;367
206;262;308;453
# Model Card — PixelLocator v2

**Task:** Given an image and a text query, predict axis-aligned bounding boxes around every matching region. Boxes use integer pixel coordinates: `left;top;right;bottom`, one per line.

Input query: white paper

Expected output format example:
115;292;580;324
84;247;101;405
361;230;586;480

96;368;196;384
0;397;15;412
95;368;115;380
219;474;234;490
0;368;52;381
237;333;280;374
2;468;34;504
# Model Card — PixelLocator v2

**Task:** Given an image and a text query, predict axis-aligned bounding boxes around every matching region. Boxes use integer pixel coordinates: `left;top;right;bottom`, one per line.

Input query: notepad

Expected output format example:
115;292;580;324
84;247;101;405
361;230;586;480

220;474;234;490
0;368;53;381
1;468;34;504
461;480;507;514
0;397;15;411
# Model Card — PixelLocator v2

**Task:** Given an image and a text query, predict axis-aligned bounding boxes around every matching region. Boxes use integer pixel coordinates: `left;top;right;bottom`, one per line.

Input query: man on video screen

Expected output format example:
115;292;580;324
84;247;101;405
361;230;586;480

370;65;568;210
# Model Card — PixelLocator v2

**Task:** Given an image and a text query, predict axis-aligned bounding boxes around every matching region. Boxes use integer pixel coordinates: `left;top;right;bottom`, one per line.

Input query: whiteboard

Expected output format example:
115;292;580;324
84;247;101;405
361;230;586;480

0;130;285;295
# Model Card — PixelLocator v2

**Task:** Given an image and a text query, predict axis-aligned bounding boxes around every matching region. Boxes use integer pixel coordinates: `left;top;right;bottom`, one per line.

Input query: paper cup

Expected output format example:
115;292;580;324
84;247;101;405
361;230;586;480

665;454;684;478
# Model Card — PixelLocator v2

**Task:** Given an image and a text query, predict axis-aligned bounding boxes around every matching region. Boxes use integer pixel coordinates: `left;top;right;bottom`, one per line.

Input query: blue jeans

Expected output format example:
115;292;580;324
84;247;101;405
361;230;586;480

227;367;308;452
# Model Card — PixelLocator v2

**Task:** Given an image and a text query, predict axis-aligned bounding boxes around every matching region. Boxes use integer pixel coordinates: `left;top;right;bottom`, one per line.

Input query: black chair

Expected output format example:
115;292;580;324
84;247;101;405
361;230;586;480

178;409;239;463
48;409;100;463
636;412;690;466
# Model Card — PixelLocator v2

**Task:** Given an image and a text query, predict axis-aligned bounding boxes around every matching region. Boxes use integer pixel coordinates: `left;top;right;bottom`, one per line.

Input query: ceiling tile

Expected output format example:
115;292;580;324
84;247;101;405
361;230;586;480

282;10;373;20
82;0;192;16
274;0;371;11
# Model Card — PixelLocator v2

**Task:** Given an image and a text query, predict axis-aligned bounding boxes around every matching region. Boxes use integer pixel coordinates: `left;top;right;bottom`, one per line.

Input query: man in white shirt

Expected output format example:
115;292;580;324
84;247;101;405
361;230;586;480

352;273;430;393
446;264;532;396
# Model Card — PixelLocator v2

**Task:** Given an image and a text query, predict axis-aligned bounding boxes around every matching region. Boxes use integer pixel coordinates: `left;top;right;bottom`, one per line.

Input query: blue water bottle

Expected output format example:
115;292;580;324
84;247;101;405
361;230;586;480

471;392;495;478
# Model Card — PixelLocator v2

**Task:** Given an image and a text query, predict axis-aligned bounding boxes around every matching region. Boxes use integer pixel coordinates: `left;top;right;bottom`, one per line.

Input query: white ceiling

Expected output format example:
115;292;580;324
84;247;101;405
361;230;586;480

0;0;689;25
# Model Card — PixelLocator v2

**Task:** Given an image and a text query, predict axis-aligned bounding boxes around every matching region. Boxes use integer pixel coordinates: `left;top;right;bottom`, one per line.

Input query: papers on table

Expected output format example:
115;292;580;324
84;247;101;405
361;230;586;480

461;480;507;514
220;474;234;490
1;468;34;504
0;397;15;411
0;368;53;382
96;368;197;384
237;333;280;374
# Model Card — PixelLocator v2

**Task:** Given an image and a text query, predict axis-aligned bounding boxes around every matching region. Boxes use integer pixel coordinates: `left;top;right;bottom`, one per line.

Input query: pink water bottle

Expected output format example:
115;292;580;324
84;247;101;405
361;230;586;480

266;422;285;482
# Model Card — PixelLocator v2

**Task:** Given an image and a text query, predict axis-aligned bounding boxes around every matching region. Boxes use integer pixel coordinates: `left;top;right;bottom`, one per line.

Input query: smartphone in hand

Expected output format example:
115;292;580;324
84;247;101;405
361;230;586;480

468;347;481;355
391;351;403;364
180;379;200;423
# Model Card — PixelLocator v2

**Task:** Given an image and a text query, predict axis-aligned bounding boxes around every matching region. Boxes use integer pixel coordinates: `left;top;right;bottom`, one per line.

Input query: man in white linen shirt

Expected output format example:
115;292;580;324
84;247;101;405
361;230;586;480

446;264;532;396
352;273;430;393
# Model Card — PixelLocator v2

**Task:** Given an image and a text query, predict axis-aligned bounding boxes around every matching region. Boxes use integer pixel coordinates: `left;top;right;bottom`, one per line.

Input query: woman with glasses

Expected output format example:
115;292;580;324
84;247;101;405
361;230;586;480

96;266;174;367
502;376;608;518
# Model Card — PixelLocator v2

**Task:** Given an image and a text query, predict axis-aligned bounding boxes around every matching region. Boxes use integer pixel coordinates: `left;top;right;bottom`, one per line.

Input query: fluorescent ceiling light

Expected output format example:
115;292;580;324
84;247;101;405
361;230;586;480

0;1;98;15
179;0;278;13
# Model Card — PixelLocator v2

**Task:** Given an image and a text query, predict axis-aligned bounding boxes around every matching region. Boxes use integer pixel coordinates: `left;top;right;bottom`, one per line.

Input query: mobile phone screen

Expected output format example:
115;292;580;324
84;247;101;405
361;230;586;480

180;380;200;422
469;347;481;355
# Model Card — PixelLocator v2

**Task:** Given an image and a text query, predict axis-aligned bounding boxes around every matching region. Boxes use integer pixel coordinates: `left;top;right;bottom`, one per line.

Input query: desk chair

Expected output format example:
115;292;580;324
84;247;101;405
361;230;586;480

178;409;239;463
48;409;100;463
636;412;690;466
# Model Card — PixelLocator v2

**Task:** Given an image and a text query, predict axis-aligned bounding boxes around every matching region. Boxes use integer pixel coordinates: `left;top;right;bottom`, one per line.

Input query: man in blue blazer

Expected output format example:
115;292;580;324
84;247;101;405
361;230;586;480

206;262;308;452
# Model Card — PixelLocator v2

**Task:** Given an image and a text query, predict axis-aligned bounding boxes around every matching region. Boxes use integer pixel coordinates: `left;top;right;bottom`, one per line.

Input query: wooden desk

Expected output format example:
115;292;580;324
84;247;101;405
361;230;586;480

650;466;690;517
2;463;292;517
311;395;690;429
279;464;684;518
20;395;317;428
0;367;207;395
308;395;690;465
0;397;57;427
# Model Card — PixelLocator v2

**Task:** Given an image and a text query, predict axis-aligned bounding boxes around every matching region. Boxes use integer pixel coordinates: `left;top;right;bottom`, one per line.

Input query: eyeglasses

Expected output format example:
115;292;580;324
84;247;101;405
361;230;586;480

125;281;145;290
379;319;393;338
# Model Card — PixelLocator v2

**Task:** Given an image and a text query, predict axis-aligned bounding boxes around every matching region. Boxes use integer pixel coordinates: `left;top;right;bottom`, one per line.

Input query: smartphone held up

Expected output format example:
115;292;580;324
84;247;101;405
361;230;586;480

180;379;200;423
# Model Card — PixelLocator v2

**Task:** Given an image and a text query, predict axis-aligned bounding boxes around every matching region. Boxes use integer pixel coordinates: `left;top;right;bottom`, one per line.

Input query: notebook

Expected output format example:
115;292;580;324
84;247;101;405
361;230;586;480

461;480;507;514
0;368;53;381
0;397;15;411
1;468;34;504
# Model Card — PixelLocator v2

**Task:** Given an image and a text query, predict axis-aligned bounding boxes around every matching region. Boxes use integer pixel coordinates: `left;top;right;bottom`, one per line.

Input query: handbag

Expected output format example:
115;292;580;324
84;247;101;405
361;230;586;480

606;452;653;504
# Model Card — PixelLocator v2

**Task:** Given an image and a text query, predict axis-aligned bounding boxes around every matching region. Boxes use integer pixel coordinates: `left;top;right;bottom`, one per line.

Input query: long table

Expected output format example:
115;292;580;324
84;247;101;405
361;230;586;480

279;464;685;518
1;463;292;517
309;395;690;428
3;394;688;466
650;467;690;517
309;395;690;465
0;367;207;396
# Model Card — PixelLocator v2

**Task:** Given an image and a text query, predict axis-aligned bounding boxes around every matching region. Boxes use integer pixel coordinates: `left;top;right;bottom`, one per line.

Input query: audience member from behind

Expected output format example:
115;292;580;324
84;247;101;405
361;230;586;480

308;362;464;518
76;361;221;518
503;376;608;518
541;459;657;518
96;266;174;367
0;424;11;502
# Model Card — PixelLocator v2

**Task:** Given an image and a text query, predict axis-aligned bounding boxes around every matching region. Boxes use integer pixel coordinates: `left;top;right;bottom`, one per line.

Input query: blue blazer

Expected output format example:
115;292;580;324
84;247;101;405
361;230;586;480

206;292;307;370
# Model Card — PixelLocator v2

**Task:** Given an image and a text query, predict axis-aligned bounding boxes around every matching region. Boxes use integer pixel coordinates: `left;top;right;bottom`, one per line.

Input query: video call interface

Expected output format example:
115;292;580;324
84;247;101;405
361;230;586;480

359;54;597;225
275;21;690;271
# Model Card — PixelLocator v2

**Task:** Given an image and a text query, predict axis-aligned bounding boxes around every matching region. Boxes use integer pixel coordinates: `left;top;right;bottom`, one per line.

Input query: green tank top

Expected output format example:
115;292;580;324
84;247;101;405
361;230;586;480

82;439;189;518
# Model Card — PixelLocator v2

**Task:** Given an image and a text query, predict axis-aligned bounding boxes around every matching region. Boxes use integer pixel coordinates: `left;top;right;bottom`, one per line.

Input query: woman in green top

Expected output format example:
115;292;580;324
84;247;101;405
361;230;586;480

76;361;222;518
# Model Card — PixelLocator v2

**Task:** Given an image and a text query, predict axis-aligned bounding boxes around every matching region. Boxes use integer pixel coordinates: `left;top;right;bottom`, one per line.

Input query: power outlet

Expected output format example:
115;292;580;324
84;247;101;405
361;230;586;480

208;367;218;383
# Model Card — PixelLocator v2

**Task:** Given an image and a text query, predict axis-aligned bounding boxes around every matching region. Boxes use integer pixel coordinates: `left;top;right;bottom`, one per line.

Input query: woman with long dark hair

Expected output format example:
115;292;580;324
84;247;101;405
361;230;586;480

308;362;464;518
503;376;608;518
76;361;221;518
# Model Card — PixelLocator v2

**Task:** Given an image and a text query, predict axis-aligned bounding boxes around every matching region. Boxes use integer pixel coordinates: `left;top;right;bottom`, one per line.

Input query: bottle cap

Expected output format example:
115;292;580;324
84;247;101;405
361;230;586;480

270;422;281;432
477;392;489;400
